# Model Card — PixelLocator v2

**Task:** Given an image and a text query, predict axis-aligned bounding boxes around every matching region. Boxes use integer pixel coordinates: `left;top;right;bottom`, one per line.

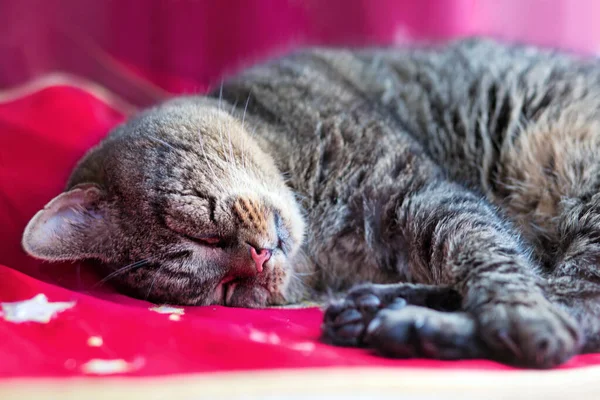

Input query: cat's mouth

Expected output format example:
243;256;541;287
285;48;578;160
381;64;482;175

213;277;270;308
213;277;235;305
224;281;238;305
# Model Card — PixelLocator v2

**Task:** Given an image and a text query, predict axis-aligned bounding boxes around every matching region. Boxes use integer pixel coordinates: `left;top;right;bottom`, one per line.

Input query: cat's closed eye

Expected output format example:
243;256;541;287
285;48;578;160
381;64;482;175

274;212;292;254
185;235;224;247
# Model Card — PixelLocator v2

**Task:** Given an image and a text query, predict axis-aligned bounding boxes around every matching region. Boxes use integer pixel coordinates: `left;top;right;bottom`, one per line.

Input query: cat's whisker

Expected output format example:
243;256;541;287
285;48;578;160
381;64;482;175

222;88;236;167
145;264;165;300
291;189;308;202
241;94;251;129
146;135;177;152
229;99;239;115
198;133;227;192
218;116;228;163
241;134;247;169
240;94;252;168
295;272;316;277
217;80;223;111
93;259;150;288
249;126;257;139
228;99;240;166
216;80;232;164
227;115;235;167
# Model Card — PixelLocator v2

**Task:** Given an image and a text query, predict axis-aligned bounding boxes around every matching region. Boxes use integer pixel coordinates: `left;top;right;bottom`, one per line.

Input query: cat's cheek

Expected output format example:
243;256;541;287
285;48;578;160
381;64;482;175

264;259;292;305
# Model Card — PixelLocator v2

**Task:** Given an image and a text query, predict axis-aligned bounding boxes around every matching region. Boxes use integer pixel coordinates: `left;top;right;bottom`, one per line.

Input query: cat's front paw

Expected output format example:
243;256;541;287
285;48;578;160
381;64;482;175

321;282;462;346
322;286;486;360
475;297;582;368
322;285;407;346
364;306;485;360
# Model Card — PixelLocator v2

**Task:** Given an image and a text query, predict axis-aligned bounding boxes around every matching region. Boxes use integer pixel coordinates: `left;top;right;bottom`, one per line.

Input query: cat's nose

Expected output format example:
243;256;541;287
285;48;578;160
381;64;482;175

249;245;271;273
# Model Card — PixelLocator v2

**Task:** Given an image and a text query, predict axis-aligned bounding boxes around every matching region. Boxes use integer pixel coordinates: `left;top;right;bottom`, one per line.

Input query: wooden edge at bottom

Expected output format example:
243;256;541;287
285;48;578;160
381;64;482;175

2;365;600;400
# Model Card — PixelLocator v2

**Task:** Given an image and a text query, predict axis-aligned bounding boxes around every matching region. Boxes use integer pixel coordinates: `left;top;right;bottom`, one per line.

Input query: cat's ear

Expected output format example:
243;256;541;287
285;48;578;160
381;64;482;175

22;184;111;261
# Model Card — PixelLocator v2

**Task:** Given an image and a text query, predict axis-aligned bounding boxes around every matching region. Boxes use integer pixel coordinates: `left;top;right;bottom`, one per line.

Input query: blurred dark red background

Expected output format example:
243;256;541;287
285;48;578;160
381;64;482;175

2;0;600;108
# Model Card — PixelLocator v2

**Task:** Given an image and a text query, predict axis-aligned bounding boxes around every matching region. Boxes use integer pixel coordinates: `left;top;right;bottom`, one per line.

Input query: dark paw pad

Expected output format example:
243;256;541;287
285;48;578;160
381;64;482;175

322;293;405;347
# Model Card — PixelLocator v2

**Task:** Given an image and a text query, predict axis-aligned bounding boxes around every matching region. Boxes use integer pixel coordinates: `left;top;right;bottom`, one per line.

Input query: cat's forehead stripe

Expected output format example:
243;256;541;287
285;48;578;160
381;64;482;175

233;197;269;235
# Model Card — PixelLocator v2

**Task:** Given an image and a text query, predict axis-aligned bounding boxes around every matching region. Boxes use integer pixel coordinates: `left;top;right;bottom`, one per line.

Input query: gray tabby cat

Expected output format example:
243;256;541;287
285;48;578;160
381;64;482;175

21;38;600;368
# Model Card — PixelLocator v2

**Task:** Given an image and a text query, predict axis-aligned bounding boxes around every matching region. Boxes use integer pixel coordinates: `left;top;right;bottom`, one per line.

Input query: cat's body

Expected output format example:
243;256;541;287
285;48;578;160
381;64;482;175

22;38;600;368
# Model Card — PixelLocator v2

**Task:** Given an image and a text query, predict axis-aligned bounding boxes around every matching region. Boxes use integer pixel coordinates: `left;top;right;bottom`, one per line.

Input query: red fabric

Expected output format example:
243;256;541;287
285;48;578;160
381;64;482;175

1;85;600;378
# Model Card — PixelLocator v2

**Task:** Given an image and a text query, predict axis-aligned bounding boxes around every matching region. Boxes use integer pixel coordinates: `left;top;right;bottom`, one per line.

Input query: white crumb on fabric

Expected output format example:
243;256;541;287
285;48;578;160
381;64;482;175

149;305;185;315
0;294;75;323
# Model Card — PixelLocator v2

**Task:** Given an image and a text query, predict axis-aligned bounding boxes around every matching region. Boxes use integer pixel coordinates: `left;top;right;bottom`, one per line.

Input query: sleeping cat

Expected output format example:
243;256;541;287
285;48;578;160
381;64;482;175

21;38;600;368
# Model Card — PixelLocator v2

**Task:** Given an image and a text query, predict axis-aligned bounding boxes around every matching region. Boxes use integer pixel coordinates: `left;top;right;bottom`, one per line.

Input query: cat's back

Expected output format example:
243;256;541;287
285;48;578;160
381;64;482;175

216;37;600;192
223;38;582;100
218;38;598;133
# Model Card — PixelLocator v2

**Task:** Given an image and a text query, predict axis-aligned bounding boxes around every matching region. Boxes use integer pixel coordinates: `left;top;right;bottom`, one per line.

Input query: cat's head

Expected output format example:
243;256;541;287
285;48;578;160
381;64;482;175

22;97;307;307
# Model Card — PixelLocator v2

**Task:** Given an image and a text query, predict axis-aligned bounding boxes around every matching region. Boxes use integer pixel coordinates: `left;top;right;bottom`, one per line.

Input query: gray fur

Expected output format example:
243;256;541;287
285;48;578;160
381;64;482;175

22;38;600;368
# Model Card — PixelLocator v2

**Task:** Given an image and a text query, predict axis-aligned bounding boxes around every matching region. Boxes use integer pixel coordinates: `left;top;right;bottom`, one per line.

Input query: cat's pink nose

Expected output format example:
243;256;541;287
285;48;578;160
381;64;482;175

249;246;271;273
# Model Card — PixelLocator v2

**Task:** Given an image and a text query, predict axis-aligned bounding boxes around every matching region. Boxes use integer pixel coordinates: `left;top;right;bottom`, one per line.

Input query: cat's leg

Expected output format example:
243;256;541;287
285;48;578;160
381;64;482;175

324;181;582;367
487;112;600;355
545;276;600;354
540;197;600;353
